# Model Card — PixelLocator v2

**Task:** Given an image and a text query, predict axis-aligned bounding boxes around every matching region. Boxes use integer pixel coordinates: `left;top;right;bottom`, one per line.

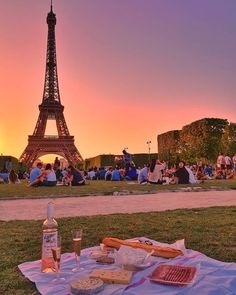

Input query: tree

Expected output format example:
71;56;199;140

221;123;236;156
158;130;180;165
158;118;236;164
180;118;228;163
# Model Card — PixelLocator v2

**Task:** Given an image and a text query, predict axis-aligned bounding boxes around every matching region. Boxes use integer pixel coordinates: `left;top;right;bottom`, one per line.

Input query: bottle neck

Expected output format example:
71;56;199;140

47;202;54;220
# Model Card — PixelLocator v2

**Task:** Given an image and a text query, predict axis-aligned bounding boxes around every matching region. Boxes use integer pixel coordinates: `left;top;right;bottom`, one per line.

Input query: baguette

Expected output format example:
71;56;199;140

102;237;182;258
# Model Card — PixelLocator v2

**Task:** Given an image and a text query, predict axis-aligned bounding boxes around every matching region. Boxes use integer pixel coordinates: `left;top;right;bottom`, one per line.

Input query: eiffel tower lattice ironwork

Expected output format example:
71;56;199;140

19;3;83;166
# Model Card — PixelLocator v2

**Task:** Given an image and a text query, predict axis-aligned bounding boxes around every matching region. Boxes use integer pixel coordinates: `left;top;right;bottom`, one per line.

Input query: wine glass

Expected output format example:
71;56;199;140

71;229;83;272
51;235;65;283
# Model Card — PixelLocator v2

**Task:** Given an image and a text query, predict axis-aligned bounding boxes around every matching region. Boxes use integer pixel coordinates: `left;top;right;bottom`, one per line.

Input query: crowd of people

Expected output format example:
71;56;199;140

0;151;236;186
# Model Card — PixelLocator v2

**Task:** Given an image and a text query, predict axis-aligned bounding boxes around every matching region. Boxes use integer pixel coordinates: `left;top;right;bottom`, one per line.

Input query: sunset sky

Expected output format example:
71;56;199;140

0;0;236;161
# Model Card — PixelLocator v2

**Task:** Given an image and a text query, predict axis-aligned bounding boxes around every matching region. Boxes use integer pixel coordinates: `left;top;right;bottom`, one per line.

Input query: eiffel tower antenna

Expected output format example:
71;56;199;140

19;4;83;167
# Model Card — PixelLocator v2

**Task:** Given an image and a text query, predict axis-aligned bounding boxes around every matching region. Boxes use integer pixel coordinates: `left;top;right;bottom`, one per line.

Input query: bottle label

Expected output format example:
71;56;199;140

42;231;58;258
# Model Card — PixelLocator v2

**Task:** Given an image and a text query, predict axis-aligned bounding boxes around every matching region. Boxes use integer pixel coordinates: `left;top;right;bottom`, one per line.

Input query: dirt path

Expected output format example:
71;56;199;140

1;190;236;221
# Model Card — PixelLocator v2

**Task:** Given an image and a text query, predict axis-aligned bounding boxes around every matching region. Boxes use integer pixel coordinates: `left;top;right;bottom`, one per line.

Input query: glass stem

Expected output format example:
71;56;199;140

75;254;80;268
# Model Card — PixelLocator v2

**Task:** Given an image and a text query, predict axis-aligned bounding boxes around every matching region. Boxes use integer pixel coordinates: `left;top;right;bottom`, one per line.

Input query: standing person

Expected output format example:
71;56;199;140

29;162;43;184
4;157;12;173
53;162;63;182
217;153;225;171
232;153;236;173
148;159;165;184
225;154;232;171
122;149;132;176
54;157;60;168
174;161;189;184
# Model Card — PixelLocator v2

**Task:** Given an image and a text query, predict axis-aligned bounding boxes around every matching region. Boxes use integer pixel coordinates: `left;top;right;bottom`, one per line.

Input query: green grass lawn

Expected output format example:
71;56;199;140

0;179;236;200
1;207;236;294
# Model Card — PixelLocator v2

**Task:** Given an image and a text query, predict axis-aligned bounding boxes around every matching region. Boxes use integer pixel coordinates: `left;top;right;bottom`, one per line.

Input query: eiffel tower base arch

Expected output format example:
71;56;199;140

19;136;83;167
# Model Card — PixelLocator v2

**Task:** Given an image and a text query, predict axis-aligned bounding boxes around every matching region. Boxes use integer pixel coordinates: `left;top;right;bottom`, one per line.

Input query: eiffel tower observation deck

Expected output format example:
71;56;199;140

19;1;83;167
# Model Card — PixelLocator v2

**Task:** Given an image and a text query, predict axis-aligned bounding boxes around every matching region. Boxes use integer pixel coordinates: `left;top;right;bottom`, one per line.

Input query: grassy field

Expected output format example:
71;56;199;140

1;207;236;294
0;179;236;199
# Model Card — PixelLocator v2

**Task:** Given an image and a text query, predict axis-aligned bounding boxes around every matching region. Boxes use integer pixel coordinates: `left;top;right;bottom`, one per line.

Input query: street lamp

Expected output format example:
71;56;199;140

146;141;151;162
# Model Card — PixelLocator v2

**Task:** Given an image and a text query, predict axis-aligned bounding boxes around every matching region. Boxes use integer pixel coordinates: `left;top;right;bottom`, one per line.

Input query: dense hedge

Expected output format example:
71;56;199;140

158;118;236;164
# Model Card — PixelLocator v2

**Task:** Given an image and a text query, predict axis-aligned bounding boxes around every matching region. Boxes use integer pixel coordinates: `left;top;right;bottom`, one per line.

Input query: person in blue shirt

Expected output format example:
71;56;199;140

138;165;149;184
98;167;106;180
125;164;138;180
111;167;122;181
204;164;213;177
29;162;42;184
0;172;8;183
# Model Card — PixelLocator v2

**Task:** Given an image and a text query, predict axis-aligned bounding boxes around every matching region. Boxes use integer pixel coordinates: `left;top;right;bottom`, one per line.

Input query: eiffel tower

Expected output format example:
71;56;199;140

19;2;83;167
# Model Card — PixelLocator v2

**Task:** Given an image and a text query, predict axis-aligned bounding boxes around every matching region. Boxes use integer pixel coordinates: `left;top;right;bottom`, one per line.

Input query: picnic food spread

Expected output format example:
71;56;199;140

90;269;133;285
19;235;236;295
70;277;104;294
149;265;197;286
95;256;115;264
102;237;183;258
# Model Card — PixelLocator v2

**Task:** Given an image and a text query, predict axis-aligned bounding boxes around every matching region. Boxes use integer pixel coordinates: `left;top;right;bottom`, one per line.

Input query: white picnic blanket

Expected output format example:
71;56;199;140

18;237;236;294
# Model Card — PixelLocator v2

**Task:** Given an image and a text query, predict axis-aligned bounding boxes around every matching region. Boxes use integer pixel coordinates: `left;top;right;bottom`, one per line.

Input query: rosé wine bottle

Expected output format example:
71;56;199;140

41;202;58;273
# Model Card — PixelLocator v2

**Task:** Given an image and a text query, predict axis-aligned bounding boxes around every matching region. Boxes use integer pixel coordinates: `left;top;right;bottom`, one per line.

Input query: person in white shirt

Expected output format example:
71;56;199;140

185;166;197;184
225;154;232;171
87;169;96;180
232;153;236;173
216;153;225;170
148;159;165;184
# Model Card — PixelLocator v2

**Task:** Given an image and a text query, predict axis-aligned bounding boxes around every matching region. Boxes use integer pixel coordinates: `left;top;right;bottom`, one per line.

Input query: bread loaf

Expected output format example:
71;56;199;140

102;237;182;258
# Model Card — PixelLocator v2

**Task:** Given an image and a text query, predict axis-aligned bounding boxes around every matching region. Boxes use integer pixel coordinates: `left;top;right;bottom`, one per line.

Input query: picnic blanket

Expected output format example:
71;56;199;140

18;237;236;294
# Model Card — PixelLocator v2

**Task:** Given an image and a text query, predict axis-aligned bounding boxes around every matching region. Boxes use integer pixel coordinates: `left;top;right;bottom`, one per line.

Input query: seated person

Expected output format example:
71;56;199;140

98;167;106;180
174;161;189;184
0;175;4;184
196;171;208;181
138;165;149;184
111;167;122;181
29;162;43;184
66;165;85;186
8;169;21;184
148;159;165;184
226;170;234;180
204;164;213;177
125;165;138;181
28;163;57;187
185;166;198;183
0;172;9;183
215;170;226;180
87;168;97;180
105;167;113;181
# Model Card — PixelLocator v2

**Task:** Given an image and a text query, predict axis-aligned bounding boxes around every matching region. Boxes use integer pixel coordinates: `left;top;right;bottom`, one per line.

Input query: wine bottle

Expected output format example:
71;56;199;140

41;202;58;273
